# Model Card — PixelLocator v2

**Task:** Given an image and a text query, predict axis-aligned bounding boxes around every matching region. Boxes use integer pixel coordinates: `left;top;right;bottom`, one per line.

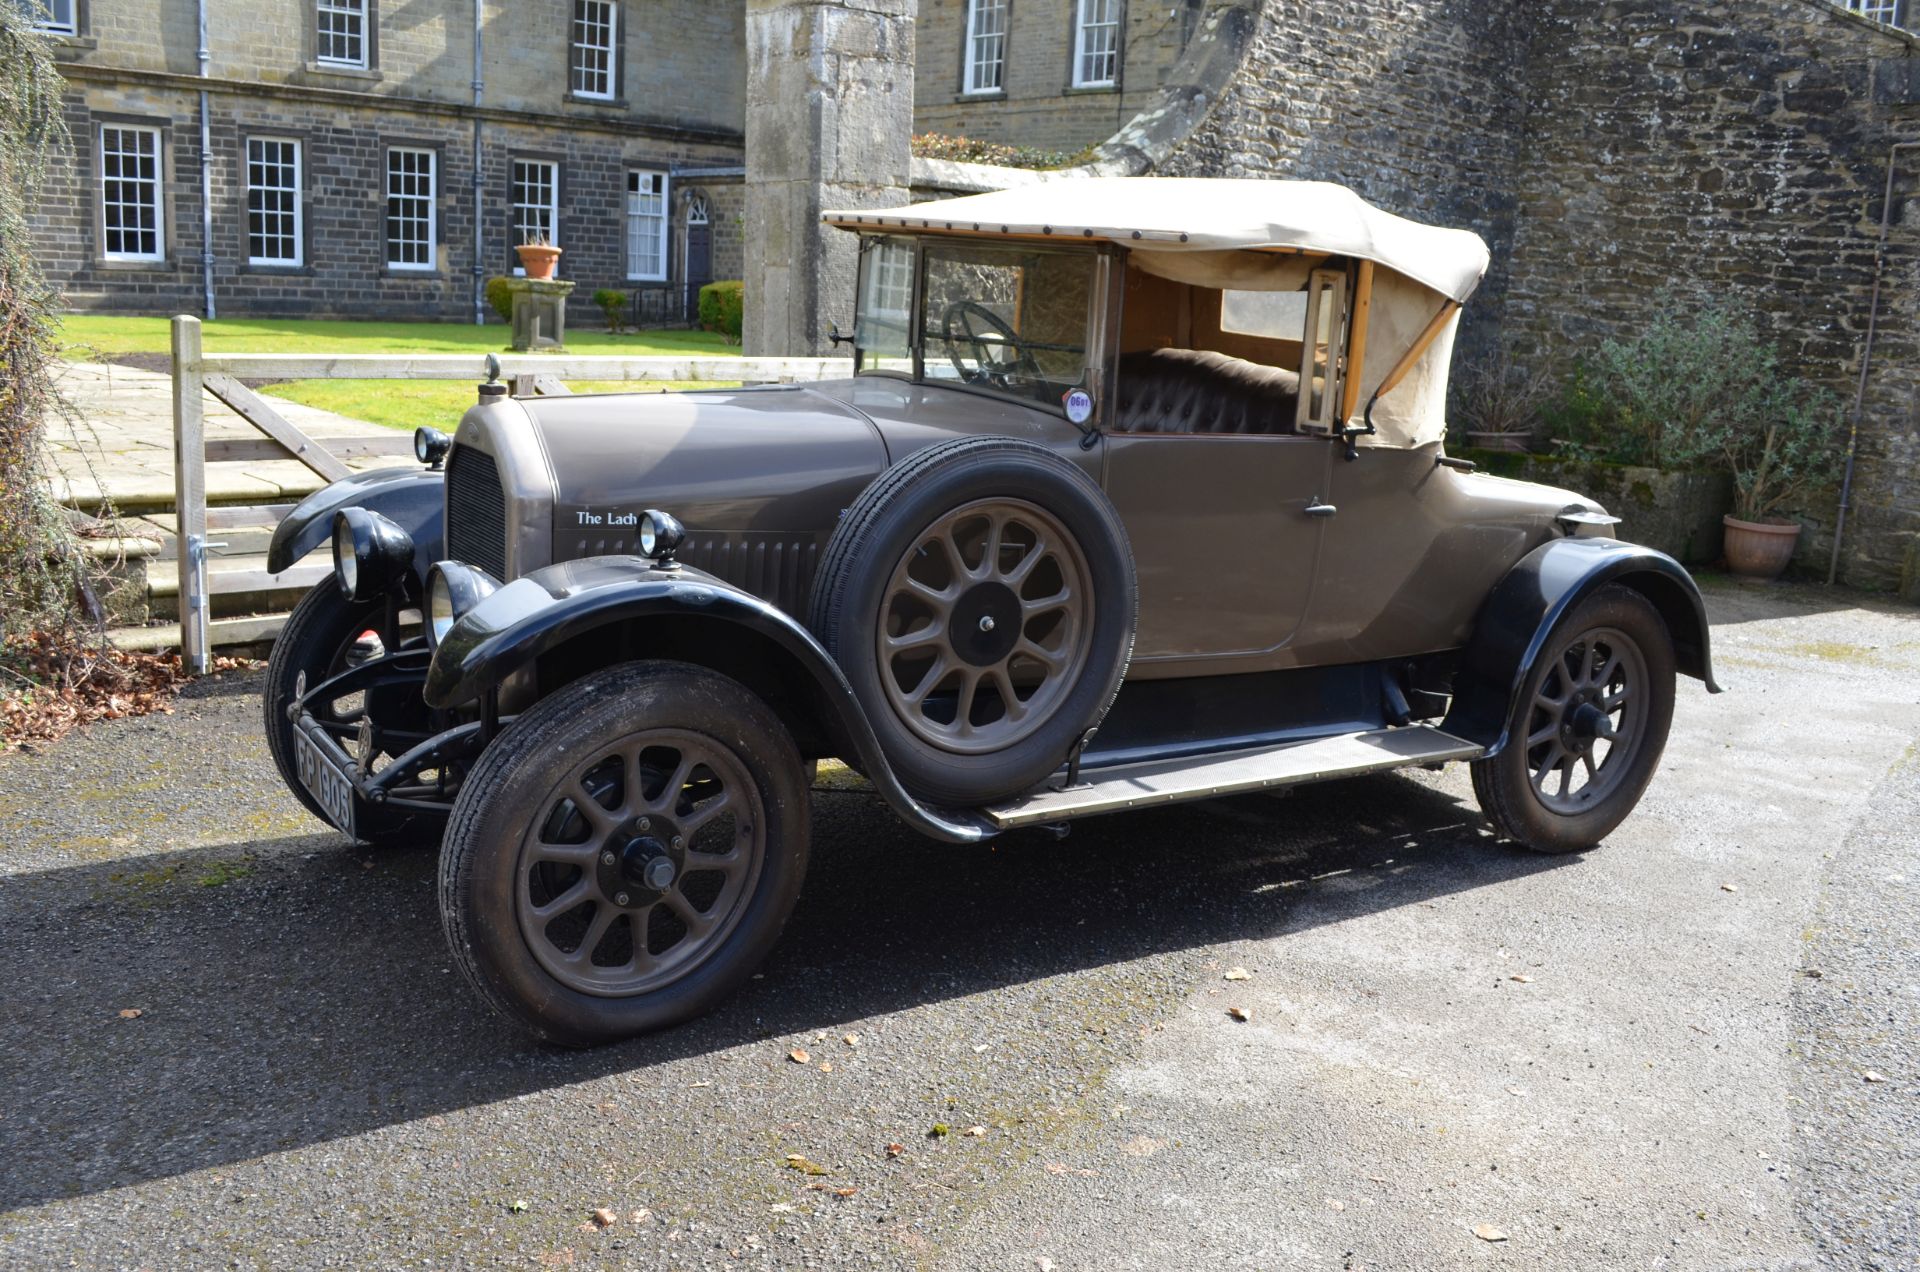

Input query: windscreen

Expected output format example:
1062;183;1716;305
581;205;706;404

918;241;1096;411
854;236;916;373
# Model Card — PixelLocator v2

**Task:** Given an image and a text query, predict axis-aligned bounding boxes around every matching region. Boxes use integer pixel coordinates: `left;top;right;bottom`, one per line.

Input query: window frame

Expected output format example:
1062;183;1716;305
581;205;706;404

97;123;166;265
1838;0;1906;26
384;145;438;273
570;0;620;102
315;0;370;70
33;0;78;36
962;0;1009;97
1070;0;1121;90
243;135;305;269
509;156;561;274
624;167;670;283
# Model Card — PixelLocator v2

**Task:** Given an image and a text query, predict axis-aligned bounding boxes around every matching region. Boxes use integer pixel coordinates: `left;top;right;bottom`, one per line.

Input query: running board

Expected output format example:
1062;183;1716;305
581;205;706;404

985;726;1484;829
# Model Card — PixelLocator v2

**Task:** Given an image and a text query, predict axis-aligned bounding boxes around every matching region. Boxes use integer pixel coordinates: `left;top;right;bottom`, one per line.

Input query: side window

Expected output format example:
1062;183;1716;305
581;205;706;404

33;0;78;35
1295;269;1348;434
510;158;559;272
571;1;618;100
99;125;164;263
1072;0;1120;88
624;169;668;282
963;0;1007;95
385;147;436;270
1220;290;1308;341
855;236;915;370
244;136;303;267
316;0;369;69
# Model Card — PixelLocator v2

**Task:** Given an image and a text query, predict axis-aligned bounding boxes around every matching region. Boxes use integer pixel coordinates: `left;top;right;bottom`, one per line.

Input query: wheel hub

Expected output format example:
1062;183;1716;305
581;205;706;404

1561;692;1615;753
599;819;685;907
948;582;1022;666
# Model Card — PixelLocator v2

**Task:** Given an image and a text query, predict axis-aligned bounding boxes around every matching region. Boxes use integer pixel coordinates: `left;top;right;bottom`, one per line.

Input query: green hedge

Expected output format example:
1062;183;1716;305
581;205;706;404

484;276;514;324
698;280;744;342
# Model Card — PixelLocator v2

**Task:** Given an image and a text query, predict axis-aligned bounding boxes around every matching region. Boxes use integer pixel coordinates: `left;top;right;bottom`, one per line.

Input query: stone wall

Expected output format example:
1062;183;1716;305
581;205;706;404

1156;0;1535;371
913;0;1196;153
1503;0;1920;594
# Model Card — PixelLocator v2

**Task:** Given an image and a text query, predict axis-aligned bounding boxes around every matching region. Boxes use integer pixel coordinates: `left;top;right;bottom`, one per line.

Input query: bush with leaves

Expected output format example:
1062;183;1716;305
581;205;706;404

1549;298;1844;522
698;280;744;343
910;132;1080;171
592;287;629;334
484;276;515;324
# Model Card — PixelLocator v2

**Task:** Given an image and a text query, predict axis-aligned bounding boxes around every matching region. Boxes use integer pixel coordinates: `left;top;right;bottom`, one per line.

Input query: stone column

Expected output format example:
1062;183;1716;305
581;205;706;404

744;0;915;357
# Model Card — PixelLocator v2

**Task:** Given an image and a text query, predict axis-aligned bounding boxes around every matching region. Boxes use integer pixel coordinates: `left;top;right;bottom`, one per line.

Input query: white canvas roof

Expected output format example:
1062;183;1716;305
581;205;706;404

822;177;1491;305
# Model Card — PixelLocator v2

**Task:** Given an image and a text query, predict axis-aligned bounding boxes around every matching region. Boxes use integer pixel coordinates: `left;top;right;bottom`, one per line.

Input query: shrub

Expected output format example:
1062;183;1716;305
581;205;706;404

1553;297;1845;521
911;132;1080;171
1452;341;1556;441
698;280;744;343
592;287;629;334
484;276;515;324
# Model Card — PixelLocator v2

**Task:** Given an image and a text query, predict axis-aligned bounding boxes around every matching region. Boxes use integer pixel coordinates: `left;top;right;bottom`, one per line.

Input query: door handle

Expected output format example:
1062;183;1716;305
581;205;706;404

1304;499;1337;518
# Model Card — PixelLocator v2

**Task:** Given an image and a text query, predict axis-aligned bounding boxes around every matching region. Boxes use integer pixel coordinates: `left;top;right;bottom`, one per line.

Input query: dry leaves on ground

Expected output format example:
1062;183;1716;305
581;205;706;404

784;1153;829;1176
1228;1006;1252;1022
1473;1224;1509;1242
590;1208;617;1228
2;635;258;749
1223;967;1251;981
788;1048;810;1064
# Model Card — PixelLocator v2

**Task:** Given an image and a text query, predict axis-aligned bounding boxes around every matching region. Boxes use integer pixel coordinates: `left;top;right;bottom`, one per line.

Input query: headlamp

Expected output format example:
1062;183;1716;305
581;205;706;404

425;561;501;650
331;508;416;602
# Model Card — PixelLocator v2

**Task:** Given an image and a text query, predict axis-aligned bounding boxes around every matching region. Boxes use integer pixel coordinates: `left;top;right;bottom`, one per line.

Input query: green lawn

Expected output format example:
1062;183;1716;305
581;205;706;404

54;314;733;358
55;315;740;432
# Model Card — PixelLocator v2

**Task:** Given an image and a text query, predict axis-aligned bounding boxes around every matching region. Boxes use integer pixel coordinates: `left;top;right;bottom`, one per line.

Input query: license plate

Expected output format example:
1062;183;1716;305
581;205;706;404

294;727;357;835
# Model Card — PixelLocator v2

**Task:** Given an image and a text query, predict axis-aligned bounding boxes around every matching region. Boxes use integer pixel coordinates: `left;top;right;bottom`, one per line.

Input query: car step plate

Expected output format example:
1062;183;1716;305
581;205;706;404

985;726;1484;829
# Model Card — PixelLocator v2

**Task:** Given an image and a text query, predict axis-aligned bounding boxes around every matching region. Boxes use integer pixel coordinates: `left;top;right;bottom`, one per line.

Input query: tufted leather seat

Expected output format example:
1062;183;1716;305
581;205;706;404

1111;348;1302;436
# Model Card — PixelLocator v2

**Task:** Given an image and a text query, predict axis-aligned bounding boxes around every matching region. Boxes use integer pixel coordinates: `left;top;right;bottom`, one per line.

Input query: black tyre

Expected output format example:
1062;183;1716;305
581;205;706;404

1470;584;1676;853
808;436;1137;805
263;578;444;846
438;661;811;1046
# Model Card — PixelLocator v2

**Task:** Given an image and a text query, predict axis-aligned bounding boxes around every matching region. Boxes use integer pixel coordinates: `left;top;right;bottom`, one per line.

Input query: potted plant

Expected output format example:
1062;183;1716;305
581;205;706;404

1454;341;1552;452
1704;387;1846;579
515;233;561;281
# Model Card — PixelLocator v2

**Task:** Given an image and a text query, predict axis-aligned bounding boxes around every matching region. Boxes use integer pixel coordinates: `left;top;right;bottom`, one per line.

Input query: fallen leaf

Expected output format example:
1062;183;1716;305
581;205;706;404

784;1153;830;1176
1044;1161;1068;1174
1721;883;1738;893
1864;1071;1887;1083
972;1043;991;1052
591;1208;617;1228
769;1202;795;1213
964;1125;986;1137
788;1048;810;1064
1328;1198;1346;1211
1367;1175;1387;1183
1473;1224;1508;1242
843;1033;860;1047
929;1123;951;1138
117;1008;143;1019
1506;1087;1526;1097
628;1208;650;1223
885;1143;905;1158
1223;967;1251;981
1119;1135;1165;1157
1509;974;1534;984
1037;1259;1057;1272
833;1187;858;1198
507;1199;529;1214
1228;1006;1252;1022
819;1062;834;1073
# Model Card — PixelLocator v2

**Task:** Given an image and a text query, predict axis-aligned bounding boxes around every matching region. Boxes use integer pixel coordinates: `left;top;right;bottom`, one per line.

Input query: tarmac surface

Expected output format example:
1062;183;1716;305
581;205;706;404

1;576;1915;1270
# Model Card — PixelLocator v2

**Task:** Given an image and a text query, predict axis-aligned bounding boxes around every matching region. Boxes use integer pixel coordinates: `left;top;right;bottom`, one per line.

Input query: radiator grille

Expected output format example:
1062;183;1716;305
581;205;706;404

564;530;820;615
445;446;508;579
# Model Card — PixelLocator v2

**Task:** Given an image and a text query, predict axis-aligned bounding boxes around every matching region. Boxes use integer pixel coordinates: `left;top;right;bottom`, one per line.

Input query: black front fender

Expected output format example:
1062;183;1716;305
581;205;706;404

267;465;445;584
1442;538;1722;755
423;555;998;844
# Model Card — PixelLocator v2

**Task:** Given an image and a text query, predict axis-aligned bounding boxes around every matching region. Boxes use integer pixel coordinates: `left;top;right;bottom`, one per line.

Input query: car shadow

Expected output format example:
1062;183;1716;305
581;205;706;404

0;771;1571;1212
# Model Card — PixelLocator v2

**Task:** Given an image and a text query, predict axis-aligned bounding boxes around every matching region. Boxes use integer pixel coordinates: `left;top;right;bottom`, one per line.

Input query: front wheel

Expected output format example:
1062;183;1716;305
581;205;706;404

1470;584;1676;853
437;661;811;1046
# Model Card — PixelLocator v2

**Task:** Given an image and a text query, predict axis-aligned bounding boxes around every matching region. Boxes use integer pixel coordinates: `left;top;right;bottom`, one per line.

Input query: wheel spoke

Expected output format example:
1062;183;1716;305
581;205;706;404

976;513;1005;581
680;789;733;835
1581;749;1599;781
565;903;618;963
1602;687;1629;712
666;889;716;938
530;878;591;922
651;750;699;814
1531;743;1563;790
1526;720;1559;748
1556;754;1575;799
527;840;599;866
1014;637;1063;671
953;668;982;730
1004;536;1050;587
1020;589;1071;617
906;656;951;705
903;576;958;612
1592;648;1621;690
565;780;616;832
885;622;944;653
990;667;1027;721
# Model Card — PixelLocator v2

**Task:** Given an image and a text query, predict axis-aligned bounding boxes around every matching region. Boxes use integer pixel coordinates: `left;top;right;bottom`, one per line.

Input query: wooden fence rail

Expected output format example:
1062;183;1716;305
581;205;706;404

169;314;849;670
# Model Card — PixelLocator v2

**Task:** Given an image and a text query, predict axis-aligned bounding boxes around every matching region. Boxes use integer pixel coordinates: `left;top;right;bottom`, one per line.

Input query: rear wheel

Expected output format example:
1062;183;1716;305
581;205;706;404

438;661;810;1046
1470;584;1676;853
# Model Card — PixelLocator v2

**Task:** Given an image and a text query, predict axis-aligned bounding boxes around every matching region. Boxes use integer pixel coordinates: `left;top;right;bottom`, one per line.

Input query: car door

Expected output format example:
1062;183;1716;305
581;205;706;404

1101;432;1333;673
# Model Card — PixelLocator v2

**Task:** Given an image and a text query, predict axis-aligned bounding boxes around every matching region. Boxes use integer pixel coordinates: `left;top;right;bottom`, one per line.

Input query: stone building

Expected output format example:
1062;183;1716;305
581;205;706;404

29;0;748;324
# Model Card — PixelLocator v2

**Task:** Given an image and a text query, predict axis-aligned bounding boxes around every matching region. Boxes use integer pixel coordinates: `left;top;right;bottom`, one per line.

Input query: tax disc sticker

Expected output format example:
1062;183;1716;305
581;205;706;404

1063;387;1094;424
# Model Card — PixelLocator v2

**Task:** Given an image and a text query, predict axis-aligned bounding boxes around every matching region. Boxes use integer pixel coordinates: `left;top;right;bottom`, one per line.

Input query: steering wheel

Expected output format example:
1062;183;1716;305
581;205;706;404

940;302;1032;387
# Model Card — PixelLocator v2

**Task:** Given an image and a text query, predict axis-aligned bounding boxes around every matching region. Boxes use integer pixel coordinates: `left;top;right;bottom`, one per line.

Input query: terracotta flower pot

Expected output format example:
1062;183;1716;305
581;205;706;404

1465;430;1529;453
515;244;562;280
1722;514;1800;580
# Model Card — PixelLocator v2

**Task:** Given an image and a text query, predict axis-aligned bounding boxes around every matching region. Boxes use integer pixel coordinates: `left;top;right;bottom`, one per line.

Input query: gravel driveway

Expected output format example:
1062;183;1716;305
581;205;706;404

1;577;1915;1270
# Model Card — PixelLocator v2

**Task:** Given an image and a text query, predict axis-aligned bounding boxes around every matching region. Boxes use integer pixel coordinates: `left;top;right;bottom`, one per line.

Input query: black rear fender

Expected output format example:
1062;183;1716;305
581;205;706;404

1442;538;1721;755
267;465;445;586
422;556;997;843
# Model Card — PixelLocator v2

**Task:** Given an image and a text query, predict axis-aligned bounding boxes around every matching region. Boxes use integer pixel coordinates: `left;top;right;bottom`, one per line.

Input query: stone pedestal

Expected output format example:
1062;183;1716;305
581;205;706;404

507;278;574;351
744;0;915;357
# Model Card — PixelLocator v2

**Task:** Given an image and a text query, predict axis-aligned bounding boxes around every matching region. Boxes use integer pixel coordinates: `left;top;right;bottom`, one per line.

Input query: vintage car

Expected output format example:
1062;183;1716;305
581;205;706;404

264;178;1720;1046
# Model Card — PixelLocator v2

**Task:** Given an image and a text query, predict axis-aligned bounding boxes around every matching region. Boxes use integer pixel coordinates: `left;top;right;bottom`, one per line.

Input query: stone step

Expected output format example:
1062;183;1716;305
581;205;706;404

109;613;287;654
